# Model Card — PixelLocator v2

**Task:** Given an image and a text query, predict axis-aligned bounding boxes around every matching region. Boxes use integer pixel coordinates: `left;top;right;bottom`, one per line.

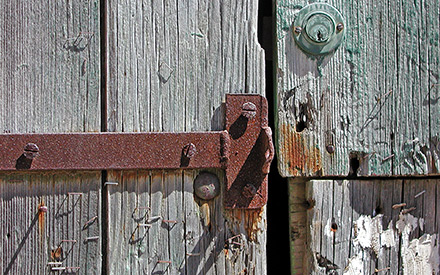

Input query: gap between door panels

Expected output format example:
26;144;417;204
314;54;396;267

258;1;291;274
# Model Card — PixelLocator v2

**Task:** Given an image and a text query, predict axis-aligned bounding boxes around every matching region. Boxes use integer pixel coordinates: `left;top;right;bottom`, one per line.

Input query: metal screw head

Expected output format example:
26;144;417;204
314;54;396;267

193;172;220;201
242;184;257;198
24;143;39;159
38;205;48;213
326;144;335;154
294;26;303;34
182;143;197;158
241;102;257;119
336;22;344;31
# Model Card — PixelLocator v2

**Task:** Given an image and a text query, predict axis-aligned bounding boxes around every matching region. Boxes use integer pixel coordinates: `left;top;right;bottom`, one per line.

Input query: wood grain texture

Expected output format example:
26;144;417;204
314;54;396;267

275;0;440;176
291;179;440;274
105;0;267;274
0;172;102;275
0;1;102;273
0;0;101;133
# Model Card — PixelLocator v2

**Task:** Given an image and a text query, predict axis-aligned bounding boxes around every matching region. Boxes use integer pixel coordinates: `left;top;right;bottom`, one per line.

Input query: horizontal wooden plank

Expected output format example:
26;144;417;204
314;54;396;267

275;0;440;176
293;179;440;274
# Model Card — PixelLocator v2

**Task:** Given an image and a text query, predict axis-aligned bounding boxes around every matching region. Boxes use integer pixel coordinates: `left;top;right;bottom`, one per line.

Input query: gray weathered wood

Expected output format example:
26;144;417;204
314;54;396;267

1;173;102;275
0;1;102;274
297;179;440;274
0;0;101;133
105;0;267;274
275;0;440;177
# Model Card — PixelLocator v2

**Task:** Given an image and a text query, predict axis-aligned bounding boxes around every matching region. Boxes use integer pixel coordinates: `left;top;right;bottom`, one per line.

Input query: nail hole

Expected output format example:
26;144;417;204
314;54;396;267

331;222;338;232
349;154;360;177
373;206;383;217
6;233;10;238
296;121;306;132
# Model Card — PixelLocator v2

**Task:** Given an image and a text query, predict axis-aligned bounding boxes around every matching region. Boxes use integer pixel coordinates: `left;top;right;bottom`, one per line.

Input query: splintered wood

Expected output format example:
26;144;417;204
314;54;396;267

290;179;440;275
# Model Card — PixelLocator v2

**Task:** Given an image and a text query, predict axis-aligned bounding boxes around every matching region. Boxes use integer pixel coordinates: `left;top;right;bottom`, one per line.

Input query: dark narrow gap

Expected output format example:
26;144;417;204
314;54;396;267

100;0;108;274
258;1;291;274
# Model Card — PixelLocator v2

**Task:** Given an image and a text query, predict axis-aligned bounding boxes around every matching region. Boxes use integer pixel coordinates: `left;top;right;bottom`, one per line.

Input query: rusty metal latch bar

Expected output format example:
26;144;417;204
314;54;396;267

0;94;274;209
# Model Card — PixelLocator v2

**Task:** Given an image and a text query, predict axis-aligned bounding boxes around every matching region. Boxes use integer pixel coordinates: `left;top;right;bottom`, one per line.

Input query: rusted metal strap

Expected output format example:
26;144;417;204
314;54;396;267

0;132;227;170
0;94;274;209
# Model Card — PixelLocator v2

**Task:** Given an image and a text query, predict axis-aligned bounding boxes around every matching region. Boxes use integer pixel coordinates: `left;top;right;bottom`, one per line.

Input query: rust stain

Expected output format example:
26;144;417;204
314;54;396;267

226;208;265;242
280;123;322;176
37;201;46;241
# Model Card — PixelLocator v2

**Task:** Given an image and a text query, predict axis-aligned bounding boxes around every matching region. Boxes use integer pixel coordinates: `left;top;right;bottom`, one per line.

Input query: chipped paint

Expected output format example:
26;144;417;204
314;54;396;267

346;213;438;274
353;215;395;255
279;123;322;176
396;213;439;274
343;254;364;275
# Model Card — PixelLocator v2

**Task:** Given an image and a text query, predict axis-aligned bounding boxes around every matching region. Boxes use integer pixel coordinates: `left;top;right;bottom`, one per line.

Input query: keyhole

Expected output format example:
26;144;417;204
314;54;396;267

317;30;323;41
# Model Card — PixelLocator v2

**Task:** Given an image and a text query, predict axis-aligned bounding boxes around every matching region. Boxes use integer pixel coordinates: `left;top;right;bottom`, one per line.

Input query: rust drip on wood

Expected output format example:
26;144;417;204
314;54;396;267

226;208;265;241
280;123;322;176
37;201;46;241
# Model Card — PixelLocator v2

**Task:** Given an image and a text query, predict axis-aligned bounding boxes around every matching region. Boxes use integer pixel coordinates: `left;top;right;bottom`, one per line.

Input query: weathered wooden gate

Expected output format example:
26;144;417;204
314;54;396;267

275;0;440;274
1;1;269;274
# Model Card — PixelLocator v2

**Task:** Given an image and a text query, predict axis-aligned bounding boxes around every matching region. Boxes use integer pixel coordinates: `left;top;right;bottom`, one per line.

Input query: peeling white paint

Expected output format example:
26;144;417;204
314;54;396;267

397;214;439;275
353;215;395;255
324;219;334;239
347;213;438;274
343;254;364;275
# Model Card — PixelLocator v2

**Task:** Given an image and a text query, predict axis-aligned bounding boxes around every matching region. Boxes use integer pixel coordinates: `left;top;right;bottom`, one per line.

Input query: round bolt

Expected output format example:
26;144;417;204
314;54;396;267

241;102;257;119
182;143;197;159
336;22;344;31
24;143;39;160
242;184;257;199
193;172;220;201
294;26;303;34
38;205;48;213
326;144;335;154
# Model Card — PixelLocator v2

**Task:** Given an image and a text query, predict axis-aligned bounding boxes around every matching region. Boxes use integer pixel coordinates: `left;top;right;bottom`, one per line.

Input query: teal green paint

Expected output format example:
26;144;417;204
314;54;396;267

293;3;345;55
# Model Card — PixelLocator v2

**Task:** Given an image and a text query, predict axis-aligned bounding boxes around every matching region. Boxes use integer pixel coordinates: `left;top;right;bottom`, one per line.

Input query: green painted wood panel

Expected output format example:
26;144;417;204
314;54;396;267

0;1;102;274
275;0;440;176
104;0;268;274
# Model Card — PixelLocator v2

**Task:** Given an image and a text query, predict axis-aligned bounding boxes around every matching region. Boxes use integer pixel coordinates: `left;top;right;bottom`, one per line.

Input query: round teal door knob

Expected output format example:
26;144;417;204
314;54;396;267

293;3;345;55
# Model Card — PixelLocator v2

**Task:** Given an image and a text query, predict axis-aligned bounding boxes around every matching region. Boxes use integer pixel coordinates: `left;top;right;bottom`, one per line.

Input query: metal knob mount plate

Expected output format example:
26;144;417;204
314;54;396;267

293;3;345;55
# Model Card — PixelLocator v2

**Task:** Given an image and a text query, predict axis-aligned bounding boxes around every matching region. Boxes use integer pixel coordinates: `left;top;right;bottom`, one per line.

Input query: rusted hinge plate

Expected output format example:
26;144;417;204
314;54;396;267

0;94;273;209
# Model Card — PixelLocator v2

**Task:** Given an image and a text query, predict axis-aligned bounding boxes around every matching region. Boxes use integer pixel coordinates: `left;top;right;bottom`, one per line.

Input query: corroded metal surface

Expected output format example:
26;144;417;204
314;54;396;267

224;94;272;209
0;132;225;170
0;94;274;209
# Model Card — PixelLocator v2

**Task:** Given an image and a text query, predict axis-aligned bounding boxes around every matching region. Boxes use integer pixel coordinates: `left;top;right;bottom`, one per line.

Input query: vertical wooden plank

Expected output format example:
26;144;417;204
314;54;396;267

288;178;307;274
0;0;100;133
275;0;439;177
0;0;101;273
106;0;267;274
1;172;101;275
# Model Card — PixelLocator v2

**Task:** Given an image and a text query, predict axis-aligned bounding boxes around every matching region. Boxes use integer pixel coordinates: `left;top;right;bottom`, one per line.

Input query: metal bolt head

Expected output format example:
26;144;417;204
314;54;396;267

241;102;257;119
182;143;197;158
24;143;39;159
242;184;257;198
336;22;344;31
294;26;303;34
38;205;48;213
326;144;335;154
193;172;220;201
